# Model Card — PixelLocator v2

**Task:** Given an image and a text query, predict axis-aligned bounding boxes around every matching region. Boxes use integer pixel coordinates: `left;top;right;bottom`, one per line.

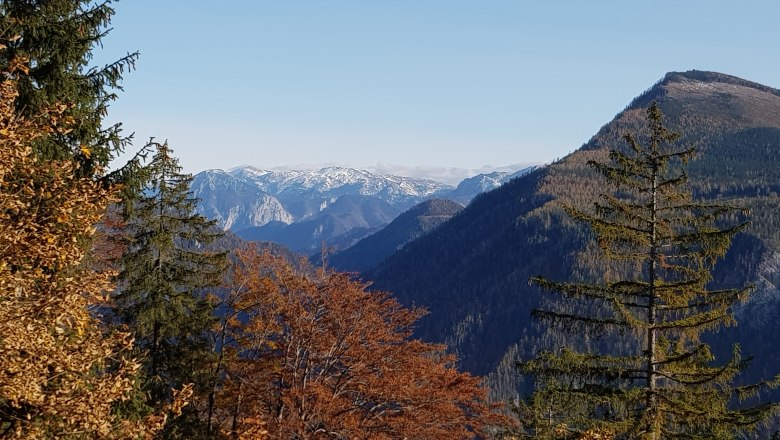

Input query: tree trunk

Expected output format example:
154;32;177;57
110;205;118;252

646;155;659;439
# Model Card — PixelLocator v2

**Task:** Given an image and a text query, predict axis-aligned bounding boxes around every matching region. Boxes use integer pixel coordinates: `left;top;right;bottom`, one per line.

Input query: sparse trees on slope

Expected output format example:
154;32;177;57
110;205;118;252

215;245;504;439
114;143;227;437
0;56;189;439
521;103;779;439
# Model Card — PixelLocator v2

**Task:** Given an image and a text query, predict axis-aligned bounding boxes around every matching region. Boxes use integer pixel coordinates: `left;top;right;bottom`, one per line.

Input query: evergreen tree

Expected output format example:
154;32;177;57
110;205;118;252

115;142;227;438
521;103;779;439
0;0;141;179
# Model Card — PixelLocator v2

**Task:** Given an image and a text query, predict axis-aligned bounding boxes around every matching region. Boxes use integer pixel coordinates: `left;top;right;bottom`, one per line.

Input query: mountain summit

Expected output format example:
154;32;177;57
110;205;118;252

231;166;453;213
367;71;780;398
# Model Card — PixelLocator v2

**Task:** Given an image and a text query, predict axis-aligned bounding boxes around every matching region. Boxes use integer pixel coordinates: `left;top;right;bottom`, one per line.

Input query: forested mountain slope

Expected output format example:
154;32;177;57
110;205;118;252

326;199;464;272
368;70;780;399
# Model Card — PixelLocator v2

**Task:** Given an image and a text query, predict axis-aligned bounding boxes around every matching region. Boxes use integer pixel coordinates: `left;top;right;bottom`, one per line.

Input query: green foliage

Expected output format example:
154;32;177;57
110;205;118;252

0;0;138;178
114;142;228;438
521;103;779;439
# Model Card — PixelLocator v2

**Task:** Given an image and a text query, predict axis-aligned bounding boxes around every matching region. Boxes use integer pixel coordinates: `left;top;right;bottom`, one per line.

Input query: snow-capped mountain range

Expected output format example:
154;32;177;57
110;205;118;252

233;166;449;202
190;165;535;253
446;169;533;205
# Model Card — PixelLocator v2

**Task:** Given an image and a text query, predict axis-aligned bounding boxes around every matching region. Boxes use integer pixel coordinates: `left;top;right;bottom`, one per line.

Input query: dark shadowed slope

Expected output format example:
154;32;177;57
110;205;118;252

326;199;464;273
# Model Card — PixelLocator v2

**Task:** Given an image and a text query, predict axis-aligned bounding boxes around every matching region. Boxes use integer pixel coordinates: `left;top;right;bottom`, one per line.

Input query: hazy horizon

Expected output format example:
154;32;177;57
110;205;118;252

100;1;780;179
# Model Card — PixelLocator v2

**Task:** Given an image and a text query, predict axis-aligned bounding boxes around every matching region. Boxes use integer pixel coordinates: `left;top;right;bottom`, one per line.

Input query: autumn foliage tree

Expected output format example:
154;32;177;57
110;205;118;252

0;56;190;438
209;245;504;439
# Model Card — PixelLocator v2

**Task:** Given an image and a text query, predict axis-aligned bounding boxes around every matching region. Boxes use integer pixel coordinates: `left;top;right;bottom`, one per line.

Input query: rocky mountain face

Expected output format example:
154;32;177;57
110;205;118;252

191;170;293;231
366;71;780;399
235;195;402;254
446;167;536;205
231;166;453;216
191;165;531;253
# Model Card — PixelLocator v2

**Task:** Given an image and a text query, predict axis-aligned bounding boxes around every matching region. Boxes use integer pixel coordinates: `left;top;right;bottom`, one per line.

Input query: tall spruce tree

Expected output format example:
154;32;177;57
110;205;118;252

0;0;142;180
521;103;778;439
115;142;227;438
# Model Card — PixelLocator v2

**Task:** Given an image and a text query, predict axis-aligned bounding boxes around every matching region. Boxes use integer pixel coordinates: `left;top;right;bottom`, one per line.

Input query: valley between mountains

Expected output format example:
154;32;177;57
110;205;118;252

191;165;533;254
192;70;780;403
12;1;780;436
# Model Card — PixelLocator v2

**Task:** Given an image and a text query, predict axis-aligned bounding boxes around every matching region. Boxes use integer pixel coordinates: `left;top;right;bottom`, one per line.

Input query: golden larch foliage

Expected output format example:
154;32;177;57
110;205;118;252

0;59;189;438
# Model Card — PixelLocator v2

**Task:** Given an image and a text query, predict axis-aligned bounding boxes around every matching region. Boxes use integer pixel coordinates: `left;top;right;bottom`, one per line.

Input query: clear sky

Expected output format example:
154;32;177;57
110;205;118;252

98;1;780;184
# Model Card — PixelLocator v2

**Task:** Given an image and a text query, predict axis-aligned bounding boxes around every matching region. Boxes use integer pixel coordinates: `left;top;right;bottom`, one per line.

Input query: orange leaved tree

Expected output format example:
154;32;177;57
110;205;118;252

209;245;504;439
0;57;189;438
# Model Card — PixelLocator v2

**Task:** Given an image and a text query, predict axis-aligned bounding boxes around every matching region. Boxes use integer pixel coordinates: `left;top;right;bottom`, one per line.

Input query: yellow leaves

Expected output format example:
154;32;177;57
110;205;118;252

79;144;91;158
578;428;615;440
7;55;30;75
205;292;220;304
227;315;242;328
141;383;195;436
550;424;615;440
170;383;194;417
0;68;169;439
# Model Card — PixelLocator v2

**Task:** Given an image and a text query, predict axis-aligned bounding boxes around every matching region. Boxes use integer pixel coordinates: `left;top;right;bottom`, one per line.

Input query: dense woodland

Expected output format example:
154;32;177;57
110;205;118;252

2;1;780;440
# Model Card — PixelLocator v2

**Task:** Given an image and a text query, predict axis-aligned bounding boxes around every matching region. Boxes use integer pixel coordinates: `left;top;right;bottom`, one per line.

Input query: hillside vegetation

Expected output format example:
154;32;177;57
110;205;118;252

369;71;780;403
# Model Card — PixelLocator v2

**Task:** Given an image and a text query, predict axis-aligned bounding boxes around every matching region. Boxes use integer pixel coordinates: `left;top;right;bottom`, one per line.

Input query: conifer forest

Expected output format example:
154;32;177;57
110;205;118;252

3;1;780;439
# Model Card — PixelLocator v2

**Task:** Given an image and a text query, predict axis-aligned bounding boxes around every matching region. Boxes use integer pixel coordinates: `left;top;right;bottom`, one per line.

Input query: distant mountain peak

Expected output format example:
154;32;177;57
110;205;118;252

191;165;534;252
662;70;777;91
625;70;780;113
317;166;368;174
191;171;292;230
229;165;454;200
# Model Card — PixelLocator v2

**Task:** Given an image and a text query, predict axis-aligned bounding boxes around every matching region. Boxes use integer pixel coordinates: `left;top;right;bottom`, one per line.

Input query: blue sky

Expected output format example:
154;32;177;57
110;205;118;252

99;1;780;184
